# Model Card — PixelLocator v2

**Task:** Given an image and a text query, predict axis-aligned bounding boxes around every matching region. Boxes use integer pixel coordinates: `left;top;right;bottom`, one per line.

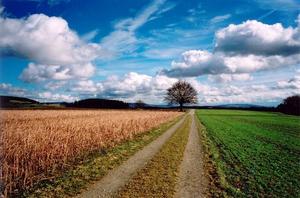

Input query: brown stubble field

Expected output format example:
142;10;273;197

0;109;182;196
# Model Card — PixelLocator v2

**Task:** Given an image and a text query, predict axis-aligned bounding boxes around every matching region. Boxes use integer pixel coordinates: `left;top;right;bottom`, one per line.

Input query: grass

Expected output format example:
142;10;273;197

23;115;183;198
117;115;191;198
196;109;300;197
194;116;224;197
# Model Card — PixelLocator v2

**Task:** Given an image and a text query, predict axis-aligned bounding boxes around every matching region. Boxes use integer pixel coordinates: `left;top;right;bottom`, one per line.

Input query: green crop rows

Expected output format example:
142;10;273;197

196;109;300;197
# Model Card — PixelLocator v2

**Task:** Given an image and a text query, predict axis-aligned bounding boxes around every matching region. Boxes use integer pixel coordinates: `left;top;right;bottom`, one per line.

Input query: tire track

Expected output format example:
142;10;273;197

175;110;208;198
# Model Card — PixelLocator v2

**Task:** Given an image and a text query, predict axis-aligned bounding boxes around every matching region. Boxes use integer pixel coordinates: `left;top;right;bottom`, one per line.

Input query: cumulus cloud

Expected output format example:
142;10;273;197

0;12;102;82
38;92;78;102
196;82;297;105
215;20;300;56
0;14;101;65
70;80;103;93
44;81;67;91
162;50;300;77
0;83;27;96
19;62;95;82
208;73;252;83
162;16;300;78
163;50;226;77
99;72;177;101
68;72;177;103
4;70;299;105
72;72;280;105
276;72;300;90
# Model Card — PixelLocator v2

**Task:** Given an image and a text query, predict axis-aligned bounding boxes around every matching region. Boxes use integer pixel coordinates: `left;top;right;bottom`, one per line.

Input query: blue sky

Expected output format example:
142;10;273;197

0;0;300;105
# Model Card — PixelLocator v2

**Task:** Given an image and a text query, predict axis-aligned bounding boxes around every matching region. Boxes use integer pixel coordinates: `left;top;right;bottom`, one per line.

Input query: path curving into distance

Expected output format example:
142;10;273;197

77;114;187;198
175;110;208;198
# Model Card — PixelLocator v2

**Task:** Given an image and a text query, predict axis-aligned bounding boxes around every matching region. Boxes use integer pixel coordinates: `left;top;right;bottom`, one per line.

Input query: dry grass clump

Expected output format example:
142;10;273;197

0;109;182;196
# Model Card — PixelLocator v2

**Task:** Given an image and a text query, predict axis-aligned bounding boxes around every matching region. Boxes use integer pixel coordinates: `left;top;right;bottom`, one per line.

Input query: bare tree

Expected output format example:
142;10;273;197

164;80;197;111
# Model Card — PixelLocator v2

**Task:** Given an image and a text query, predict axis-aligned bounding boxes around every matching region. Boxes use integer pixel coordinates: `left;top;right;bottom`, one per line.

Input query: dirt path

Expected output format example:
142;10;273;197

77;115;186;198
174;110;208;198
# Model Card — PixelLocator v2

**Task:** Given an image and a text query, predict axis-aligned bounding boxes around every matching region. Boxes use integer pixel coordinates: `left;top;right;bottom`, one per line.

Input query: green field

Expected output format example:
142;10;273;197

196;109;300;197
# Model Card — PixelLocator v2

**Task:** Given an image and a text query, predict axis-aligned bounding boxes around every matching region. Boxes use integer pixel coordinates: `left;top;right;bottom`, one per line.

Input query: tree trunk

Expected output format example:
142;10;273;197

179;103;183;111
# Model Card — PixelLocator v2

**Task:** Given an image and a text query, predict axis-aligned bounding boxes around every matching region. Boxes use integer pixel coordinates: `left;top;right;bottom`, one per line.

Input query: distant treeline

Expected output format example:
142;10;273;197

65;98;129;109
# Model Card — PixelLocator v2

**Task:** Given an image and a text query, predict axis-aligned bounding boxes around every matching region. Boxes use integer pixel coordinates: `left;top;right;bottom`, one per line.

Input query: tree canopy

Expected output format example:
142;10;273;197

277;95;300;116
164;80;197;111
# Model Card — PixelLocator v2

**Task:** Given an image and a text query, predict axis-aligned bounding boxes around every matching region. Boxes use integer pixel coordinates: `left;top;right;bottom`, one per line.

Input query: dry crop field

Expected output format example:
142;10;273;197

0;109;182;196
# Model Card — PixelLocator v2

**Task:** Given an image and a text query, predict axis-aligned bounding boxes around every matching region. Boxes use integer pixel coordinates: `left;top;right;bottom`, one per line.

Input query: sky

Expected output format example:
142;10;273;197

0;0;299;106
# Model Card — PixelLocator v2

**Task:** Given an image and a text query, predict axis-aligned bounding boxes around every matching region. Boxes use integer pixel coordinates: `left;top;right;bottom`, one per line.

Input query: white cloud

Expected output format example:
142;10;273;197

92;72;275;104
0;12;102;82
195;81;297;105
215;20;300;56
3;70;299;105
0;14;101;65
19;62;95;82
71;80;103;93
161;50;226;77
208;73;252;83
210;14;231;24
163;16;300;78
0;83;27;96
38;92;78;102
44;81;67;91
276;72;300;90
100;72;154;97
69;72;177;103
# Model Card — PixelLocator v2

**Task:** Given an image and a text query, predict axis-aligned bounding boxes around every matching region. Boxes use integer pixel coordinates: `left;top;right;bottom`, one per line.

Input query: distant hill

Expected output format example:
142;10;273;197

129;103;275;110
0;95;39;108
215;104;266;108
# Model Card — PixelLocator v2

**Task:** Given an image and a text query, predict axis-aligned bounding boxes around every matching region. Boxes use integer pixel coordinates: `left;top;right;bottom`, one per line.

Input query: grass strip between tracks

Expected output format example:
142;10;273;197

117;115;191;198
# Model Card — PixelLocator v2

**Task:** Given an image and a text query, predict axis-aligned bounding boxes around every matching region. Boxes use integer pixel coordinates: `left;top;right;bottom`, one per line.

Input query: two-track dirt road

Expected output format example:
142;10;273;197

77;110;207;198
175;110;208;198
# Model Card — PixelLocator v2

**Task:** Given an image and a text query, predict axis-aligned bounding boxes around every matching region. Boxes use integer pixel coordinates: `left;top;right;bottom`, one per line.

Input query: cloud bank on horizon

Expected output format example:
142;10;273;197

0;0;299;105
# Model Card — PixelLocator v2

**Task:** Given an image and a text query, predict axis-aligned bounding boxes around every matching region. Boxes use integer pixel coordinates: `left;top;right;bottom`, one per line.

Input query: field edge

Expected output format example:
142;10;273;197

195;110;228;197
